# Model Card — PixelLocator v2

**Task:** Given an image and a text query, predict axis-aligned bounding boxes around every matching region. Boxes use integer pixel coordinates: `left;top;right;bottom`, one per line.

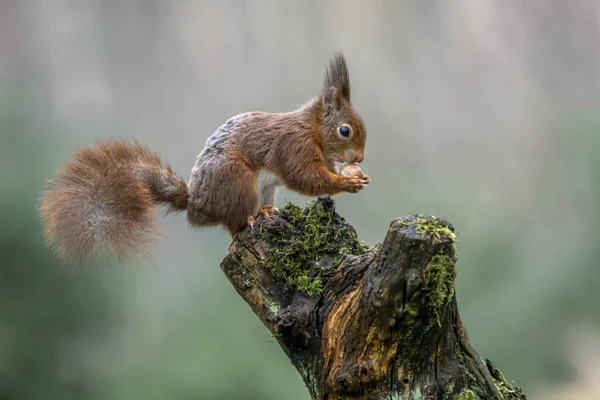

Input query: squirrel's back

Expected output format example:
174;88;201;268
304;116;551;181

39;140;188;264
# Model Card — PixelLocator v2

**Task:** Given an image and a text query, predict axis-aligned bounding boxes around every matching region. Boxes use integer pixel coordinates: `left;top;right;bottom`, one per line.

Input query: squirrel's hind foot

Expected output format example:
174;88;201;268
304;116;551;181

247;215;257;231
258;204;279;217
243;206;278;233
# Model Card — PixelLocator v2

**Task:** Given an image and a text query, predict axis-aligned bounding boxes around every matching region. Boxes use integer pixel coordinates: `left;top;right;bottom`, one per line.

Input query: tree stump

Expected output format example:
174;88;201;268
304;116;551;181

221;196;526;400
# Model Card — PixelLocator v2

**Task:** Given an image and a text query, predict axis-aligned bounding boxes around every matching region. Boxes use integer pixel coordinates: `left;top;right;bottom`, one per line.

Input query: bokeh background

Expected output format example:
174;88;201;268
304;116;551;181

1;1;599;399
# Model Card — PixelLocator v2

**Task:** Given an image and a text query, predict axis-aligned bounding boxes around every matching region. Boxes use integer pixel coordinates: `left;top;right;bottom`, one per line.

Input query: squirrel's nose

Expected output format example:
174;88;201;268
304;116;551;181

353;154;364;163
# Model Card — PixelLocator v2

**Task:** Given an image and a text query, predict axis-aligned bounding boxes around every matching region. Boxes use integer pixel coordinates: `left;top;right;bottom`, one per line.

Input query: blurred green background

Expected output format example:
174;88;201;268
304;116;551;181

1;1;599;399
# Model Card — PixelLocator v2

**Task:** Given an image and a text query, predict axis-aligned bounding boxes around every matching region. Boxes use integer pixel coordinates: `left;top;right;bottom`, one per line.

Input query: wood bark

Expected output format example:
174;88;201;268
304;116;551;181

221;196;526;400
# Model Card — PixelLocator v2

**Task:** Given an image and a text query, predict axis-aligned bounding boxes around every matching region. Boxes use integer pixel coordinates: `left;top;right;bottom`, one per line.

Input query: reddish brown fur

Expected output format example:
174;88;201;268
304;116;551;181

39;140;188;264
39;53;368;265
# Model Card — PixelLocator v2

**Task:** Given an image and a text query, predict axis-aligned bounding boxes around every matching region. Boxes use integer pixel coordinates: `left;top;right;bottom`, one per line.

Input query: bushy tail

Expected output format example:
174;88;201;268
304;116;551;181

39;140;189;265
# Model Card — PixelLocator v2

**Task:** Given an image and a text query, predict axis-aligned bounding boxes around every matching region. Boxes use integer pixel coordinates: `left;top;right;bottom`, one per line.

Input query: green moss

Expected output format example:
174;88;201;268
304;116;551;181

396;215;457;321
258;197;370;296
404;303;418;317
396;215;457;244
487;360;526;400
424;254;456;312
455;389;478;400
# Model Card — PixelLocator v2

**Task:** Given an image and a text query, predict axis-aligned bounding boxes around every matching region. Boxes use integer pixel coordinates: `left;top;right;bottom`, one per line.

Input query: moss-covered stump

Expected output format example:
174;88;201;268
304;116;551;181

221;196;526;400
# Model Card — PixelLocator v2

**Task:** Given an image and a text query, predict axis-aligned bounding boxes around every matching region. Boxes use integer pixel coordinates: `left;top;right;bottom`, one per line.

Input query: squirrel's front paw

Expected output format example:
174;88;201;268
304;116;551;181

340;175;368;193
340;163;370;185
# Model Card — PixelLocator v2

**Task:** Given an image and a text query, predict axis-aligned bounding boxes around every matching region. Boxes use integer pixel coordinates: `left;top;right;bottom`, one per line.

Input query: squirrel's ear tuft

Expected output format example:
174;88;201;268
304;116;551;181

323;52;351;103
322;85;341;112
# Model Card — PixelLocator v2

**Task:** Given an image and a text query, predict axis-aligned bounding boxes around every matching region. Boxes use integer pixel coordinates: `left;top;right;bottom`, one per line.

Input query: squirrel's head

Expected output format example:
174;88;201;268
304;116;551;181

318;53;366;165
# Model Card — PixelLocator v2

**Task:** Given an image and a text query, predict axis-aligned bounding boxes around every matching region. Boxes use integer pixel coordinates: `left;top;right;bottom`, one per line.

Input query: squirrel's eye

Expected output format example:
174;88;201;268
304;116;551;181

338;125;351;138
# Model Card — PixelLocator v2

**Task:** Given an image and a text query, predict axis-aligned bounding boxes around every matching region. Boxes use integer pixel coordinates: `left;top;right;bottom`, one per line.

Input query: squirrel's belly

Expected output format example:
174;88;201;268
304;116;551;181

257;169;280;208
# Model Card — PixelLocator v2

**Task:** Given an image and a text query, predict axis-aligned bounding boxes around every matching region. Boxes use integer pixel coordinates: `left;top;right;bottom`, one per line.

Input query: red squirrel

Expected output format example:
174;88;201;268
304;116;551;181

39;53;370;264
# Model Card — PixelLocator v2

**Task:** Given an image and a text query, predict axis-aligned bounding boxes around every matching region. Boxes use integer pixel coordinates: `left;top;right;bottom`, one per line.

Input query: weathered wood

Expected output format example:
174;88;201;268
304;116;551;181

221;196;526;400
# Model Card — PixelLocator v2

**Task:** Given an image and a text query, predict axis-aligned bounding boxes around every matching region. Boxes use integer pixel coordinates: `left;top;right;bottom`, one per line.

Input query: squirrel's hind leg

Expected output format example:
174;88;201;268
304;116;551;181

201;153;258;236
257;170;280;217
